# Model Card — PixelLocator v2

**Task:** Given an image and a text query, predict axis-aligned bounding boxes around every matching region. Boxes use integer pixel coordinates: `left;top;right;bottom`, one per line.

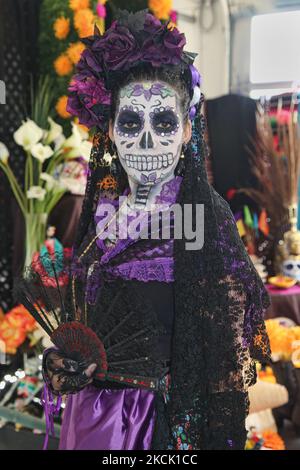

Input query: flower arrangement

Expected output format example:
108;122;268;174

39;1;96;122
245;428;285;450
0;305;37;355
257;363;277;383
149;0;172;20
265;318;300;362
261;430;286;450
0;118;92;269
54;16;71;40
239;104;300;275
39;1;177;123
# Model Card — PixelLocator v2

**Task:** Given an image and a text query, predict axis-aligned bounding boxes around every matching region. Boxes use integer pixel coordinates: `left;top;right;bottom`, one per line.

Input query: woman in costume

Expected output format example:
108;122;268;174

41;11;271;450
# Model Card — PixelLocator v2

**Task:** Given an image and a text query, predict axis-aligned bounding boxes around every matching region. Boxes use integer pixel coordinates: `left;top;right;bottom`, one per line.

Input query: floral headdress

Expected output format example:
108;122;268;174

67;10;202;130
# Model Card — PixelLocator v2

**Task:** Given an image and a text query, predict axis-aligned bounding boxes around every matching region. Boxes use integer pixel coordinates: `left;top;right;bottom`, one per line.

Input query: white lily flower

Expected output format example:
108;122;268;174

62;122;83;153
54;133;66;151
44;117;63;145
31;143;54;163
27;185;46;201
41;172;66;191
74;122;89;141
0;142;9;164
78;140;93;161
40;172;56;190
13;119;44;151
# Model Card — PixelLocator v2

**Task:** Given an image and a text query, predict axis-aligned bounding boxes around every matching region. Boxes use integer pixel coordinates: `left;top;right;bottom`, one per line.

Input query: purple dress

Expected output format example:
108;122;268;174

59;385;157;450
51;177;182;450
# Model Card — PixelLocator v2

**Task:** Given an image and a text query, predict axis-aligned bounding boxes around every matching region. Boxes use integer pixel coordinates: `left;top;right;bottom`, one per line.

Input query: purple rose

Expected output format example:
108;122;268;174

142;26;186;66
77;48;103;74
91;22;141;71
67;94;100;128
163;27;186;57
144;13;163;35
67;74;111;128
69;74;111;106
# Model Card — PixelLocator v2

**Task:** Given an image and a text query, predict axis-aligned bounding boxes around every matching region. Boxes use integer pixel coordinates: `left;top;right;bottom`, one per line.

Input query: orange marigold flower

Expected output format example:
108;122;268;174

67;42;86;64
262;430;285;450
74;8;95;38
149;0;172;20
0;304;37;354
291;326;300;340
56;96;71;119
54;54;73;76
53;16;70;40
69;0;90;11
0;319;27;354
7;304;37;333
265;319;297;359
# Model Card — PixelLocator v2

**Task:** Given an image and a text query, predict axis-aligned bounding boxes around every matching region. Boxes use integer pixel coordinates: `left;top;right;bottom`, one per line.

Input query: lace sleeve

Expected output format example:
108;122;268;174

204;390;249;450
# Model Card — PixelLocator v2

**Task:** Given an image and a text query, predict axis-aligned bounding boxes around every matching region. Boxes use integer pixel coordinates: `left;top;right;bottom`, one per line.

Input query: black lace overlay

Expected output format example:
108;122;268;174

156;107;271;450
58;97;271;450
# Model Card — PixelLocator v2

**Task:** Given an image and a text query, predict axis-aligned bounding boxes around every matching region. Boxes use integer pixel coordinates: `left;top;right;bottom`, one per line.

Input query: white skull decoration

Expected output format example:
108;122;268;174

282;259;300;281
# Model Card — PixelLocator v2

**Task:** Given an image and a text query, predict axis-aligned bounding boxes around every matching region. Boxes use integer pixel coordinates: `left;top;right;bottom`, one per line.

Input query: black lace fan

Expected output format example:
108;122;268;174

14;251;167;390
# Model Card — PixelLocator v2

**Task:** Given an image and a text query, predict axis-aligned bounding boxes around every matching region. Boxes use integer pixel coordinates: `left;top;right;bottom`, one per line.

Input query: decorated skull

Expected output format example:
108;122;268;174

112;81;185;186
282;259;300;281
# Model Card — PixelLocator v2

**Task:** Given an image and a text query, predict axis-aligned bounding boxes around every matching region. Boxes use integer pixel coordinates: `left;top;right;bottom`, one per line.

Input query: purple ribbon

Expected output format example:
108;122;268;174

40;383;62;450
189;64;201;88
189;106;196;120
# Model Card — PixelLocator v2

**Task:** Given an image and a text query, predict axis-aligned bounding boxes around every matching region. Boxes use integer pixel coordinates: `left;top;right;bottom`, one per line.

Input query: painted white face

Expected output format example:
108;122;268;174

113;81;185;186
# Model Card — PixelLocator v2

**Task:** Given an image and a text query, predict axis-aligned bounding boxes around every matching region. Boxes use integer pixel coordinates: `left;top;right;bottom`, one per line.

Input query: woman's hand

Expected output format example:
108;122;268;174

44;350;97;395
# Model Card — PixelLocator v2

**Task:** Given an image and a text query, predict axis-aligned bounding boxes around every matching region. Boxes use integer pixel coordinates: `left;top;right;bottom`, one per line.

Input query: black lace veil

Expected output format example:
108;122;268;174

68;93;271;449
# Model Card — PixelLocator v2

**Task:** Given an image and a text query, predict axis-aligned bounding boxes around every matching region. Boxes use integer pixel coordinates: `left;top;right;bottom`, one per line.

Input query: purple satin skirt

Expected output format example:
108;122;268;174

59;385;157;450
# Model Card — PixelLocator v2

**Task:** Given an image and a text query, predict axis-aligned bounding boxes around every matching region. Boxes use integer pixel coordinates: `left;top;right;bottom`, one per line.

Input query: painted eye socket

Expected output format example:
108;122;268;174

124;122;139;129
152;111;179;134
117;110;142;135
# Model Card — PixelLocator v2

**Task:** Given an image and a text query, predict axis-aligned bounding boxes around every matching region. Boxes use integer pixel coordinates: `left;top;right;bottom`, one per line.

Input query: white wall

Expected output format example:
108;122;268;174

174;0;293;99
174;0;230;99
230;0;282;96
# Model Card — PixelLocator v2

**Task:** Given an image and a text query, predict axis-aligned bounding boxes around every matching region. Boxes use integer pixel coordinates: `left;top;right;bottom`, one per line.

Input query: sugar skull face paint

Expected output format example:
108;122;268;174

113;81;185;188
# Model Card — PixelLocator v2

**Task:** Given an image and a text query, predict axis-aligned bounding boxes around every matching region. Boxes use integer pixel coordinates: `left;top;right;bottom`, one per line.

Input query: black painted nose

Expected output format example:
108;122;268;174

139;131;154;149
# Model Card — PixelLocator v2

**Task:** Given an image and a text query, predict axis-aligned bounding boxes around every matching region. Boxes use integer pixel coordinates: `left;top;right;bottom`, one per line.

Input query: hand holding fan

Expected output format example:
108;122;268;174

14;250;108;392
15;249;168;392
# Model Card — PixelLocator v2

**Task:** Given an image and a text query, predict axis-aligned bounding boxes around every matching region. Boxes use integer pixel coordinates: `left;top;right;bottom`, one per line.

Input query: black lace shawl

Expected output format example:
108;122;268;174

68;100;271;450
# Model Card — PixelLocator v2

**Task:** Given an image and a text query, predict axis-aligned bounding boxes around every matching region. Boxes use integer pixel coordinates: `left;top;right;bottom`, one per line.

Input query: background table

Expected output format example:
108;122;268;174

265;284;300;325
